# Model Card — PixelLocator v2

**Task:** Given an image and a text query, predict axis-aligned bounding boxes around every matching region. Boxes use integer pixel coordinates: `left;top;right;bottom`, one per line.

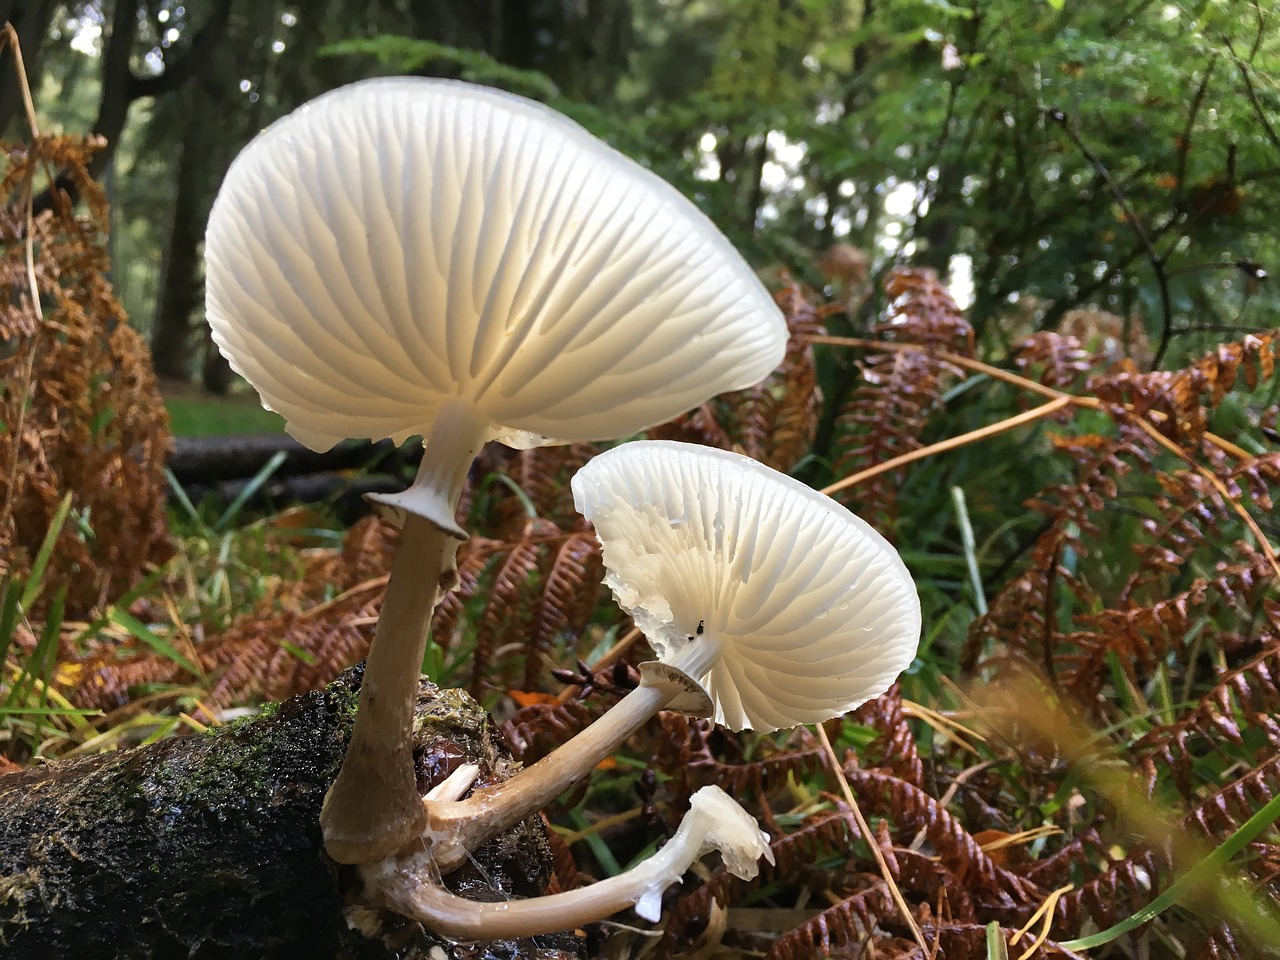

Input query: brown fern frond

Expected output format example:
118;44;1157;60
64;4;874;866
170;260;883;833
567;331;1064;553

526;533;604;689
1230;452;1280;513
0;134;171;618
479;442;597;533
1133;632;1280;797
1184;753;1280;846
430;535;505;659
1054;839;1166;936
1015;331;1098;390
928;923;1081;960
542;814;590;894
68;507;610;710
761;283;827;471
962;430;1130;681
828;268;974;532
471;521;551;697
646;401;734;450
1198;924;1250;960
894;845;978;922
645;282;826;471
768;838;975;950
1061;559;1273;705
849;685;925;788
701;282;828;471
689;743;826;798
657;812;859;958
67;517;397;708
845;768;1040;902
1089;330;1279;447
501;697;603;764
765;880;894;960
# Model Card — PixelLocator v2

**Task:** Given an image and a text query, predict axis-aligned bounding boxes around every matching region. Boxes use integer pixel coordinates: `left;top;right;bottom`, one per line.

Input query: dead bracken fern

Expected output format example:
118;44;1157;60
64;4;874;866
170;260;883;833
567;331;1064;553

0;133;171;619
651;279;825;473
827;268;974;533
67;512;607;712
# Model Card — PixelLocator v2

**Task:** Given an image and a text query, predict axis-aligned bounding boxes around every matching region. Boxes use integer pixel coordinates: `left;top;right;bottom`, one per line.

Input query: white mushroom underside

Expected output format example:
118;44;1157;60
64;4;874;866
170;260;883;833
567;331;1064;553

205;78;786;452
571;441;922;732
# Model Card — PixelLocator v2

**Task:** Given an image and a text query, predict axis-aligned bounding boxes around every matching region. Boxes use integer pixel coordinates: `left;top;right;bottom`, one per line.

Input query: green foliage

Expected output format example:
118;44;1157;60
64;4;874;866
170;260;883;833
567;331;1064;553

319;36;561;100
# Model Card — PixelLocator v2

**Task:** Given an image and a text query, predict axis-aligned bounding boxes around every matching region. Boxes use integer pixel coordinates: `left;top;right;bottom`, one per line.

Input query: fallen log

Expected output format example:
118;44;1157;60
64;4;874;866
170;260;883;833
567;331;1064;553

167;435;417;486
181;471;409;524
0;667;585;960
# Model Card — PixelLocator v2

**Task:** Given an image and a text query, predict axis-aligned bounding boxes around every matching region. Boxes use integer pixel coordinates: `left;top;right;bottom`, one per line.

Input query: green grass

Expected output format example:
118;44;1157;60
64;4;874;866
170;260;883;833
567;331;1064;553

164;395;285;438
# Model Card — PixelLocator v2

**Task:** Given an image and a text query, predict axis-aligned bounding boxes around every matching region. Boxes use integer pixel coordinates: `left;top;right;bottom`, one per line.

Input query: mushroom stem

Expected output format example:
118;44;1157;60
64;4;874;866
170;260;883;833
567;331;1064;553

424;679;677;871
321;515;457;863
321;402;488;865
370;785;772;939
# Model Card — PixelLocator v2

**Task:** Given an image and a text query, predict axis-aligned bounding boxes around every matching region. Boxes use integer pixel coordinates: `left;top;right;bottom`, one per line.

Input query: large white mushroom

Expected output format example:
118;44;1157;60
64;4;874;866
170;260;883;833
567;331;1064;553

422;439;921;870
204;78;787;864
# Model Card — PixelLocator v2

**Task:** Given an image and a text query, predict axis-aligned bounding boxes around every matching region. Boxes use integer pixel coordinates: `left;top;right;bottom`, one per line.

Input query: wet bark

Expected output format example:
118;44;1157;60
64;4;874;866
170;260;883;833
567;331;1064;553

0;667;585;960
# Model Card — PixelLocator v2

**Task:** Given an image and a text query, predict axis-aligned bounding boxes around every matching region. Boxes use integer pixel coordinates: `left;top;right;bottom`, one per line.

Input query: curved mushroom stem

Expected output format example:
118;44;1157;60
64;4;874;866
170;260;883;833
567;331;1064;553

424;680;672;871
422;643;719;873
321;402;488;865
368;785;772;939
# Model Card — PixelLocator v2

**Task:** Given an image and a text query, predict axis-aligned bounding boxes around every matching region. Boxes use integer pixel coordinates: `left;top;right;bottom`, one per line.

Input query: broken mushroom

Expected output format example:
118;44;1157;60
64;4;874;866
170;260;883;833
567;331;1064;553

368;785;772;939
204;78;786;864
422;439;920;869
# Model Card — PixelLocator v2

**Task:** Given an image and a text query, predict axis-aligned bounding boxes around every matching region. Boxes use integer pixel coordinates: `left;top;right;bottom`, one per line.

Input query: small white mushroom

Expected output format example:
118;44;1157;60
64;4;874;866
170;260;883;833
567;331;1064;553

423;440;920;869
204;79;786;864
575;440;922;730
367;785;772;939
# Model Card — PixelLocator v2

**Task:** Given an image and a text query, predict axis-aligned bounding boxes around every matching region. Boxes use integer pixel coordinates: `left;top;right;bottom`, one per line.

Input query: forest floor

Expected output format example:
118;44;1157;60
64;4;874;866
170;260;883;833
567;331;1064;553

160;378;285;437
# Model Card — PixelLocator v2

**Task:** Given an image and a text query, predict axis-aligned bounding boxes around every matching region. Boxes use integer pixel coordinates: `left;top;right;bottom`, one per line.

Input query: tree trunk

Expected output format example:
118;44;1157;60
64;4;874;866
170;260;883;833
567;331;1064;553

0;667;585;960
150;115;209;382
0;0;58;137
200;336;236;395
27;0;233;219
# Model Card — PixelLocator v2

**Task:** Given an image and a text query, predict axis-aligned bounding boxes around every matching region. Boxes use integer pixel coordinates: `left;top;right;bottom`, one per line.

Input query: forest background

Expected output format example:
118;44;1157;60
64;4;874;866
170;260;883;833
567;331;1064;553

2;1;1280;958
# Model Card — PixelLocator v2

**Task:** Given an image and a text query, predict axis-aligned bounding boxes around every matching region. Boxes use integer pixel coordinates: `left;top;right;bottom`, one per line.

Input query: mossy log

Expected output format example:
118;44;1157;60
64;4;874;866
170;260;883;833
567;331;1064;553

0;667;585;960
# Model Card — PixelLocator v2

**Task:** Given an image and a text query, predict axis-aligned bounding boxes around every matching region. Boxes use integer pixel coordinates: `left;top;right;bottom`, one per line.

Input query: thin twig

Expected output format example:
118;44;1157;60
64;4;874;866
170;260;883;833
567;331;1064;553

0;23;45;545
1221;33;1280;155
1171;60;1216;211
807;334;1254;460
821;397;1072;498
813;722;927;953
808;333;1280;578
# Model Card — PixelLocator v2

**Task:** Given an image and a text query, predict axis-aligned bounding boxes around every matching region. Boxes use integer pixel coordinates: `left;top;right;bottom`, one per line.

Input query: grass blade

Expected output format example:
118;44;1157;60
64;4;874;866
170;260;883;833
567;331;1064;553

20;492;72;610
107;608;201;677
213;450;289;533
0;577;21;678
1061;790;1280;950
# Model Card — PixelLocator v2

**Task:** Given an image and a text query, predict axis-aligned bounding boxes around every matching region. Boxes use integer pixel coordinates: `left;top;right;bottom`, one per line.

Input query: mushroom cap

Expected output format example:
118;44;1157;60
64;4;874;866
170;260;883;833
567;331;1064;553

571;440;921;732
205;78;786;452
